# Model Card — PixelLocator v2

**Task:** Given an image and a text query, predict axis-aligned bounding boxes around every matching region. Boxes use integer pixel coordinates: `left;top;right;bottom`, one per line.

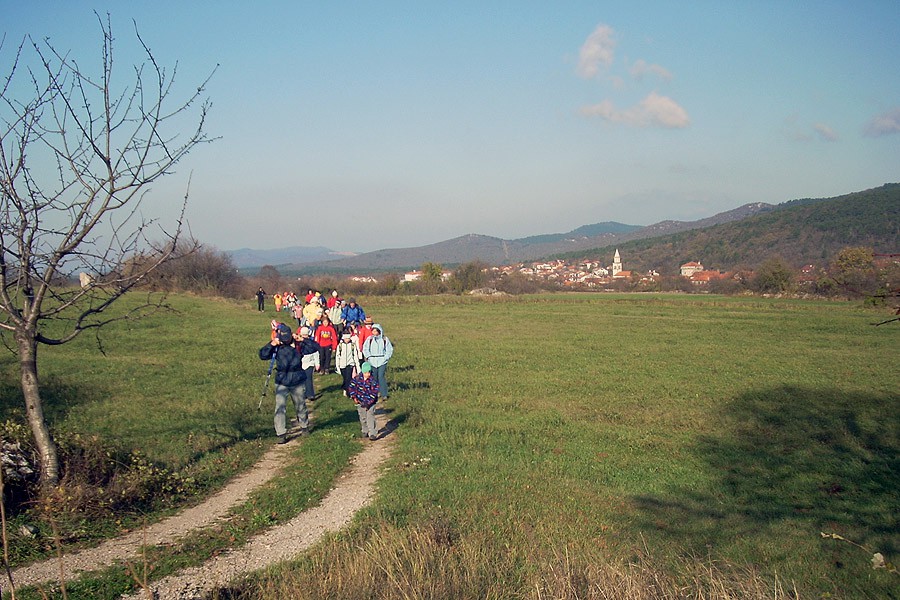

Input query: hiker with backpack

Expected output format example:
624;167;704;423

294;326;322;401
259;323;309;444
341;298;366;327
362;323;393;401
347;361;380;440
335;330;362;395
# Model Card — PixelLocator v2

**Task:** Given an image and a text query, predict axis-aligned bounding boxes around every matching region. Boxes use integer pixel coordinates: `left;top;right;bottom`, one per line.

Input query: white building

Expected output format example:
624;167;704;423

611;249;623;276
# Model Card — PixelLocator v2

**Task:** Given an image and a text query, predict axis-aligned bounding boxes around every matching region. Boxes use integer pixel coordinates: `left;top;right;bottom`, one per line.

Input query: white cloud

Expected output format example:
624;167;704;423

864;107;900;137
579;92;690;129
813;123;838;142
630;59;673;82
783;116;840;142
577;24;616;79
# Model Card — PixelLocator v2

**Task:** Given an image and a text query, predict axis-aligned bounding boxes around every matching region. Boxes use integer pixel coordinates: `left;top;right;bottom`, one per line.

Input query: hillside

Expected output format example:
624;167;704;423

561;183;899;273
228;246;354;269
286;204;773;274
233;184;897;275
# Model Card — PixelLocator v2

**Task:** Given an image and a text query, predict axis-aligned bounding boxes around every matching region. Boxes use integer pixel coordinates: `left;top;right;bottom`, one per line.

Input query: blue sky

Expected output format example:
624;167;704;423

4;2;899;253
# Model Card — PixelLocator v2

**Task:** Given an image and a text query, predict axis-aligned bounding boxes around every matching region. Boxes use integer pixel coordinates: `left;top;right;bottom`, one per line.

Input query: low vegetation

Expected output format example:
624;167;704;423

1;293;897;598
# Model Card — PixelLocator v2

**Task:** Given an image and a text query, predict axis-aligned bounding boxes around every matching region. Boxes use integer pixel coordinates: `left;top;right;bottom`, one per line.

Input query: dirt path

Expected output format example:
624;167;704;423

11;410;395;598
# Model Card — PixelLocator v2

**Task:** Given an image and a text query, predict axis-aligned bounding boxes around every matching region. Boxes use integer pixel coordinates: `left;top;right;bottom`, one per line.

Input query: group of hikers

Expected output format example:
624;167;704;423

257;288;393;444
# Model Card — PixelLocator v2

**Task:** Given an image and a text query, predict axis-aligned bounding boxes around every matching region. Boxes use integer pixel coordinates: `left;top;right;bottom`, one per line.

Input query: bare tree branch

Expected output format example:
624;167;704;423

0;14;215;485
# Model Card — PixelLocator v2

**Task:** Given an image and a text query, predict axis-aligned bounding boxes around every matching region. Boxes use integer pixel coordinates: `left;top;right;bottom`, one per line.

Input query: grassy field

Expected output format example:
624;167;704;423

2;293;897;598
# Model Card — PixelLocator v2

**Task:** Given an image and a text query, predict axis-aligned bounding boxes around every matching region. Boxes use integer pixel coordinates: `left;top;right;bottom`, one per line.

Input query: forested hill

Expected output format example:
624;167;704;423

560;183;900;273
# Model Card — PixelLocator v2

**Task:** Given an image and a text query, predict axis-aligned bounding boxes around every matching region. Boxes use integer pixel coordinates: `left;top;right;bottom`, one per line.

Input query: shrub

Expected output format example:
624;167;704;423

1;422;196;520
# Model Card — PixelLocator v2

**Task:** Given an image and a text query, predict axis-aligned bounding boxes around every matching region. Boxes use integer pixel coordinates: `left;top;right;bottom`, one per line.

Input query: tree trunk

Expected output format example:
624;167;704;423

16;331;59;487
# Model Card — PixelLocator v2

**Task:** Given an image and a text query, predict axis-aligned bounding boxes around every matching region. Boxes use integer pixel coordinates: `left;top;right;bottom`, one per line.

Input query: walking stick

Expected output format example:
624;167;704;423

258;354;276;411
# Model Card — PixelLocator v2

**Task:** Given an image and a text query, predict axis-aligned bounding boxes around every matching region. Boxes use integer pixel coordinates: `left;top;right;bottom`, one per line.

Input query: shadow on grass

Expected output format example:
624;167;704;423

633;385;898;557
0;371;109;423
313;406;363;432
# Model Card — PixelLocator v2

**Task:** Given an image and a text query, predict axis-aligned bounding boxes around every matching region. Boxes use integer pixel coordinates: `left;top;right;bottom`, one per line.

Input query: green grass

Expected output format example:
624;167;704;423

335;294;898;598
2;293;898;598
0;294;363;593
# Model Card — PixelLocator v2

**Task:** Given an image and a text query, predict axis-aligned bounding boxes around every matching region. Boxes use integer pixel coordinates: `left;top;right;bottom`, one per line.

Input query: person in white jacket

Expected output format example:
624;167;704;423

335;332;361;395
362;323;393;400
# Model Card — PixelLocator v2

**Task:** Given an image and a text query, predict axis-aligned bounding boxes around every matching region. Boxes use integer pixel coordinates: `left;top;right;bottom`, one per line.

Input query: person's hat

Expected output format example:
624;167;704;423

364;316;373;324
348;297;356;303
361;362;372;373
300;326;311;337
276;324;292;344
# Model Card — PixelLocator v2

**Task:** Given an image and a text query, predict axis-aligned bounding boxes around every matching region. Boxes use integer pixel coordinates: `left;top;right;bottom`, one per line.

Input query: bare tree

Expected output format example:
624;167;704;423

0;15;214;486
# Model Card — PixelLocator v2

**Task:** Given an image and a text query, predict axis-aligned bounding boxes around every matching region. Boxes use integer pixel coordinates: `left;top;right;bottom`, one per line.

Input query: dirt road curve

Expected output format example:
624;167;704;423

10;413;394;599
123;438;391;599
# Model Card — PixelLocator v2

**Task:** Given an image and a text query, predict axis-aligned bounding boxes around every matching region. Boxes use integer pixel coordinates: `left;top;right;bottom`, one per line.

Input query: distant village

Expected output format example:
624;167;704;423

336;248;897;298
397;249;759;289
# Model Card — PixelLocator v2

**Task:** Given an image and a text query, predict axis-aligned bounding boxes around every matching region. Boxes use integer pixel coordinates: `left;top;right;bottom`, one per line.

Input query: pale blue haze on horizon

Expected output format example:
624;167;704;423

3;1;899;254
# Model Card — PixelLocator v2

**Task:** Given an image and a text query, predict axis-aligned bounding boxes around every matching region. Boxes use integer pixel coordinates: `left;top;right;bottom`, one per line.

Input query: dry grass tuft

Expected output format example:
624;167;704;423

214;524;794;600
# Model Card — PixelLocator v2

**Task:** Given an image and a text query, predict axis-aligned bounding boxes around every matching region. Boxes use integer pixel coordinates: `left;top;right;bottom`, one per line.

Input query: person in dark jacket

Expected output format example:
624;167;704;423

256;287;266;311
259;323;309;443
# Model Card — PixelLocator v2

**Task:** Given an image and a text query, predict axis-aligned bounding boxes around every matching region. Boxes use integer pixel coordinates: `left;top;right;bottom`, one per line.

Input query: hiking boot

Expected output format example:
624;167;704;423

276;435;287;445
298;428;310;436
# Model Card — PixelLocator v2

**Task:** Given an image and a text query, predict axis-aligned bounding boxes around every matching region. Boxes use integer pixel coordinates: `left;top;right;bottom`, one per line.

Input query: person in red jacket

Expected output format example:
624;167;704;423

357;316;375;353
314;315;338;374
326;289;341;309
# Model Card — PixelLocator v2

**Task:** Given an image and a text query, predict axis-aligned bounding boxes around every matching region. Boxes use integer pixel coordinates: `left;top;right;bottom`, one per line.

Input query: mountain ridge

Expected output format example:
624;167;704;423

252;202;775;273
228;184;898;274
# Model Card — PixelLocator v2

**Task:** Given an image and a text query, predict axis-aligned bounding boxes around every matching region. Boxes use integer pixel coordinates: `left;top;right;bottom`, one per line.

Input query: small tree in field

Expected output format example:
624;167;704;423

0;16;213;486
419;262;444;294
751;258;795;295
830;246;878;297
450;260;488;293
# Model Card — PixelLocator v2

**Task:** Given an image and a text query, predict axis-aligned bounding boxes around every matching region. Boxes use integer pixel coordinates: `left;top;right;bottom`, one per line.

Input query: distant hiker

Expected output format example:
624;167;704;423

273;292;283;313
294;326;322;401
284;291;298;311
348;362;380;440
314;315;338;374
259;324;309;444
327;289;341;309
256;287;266;311
327;299;344;338
335;331;361;395
303;297;323;329
341;298;366;327
362;323;393;401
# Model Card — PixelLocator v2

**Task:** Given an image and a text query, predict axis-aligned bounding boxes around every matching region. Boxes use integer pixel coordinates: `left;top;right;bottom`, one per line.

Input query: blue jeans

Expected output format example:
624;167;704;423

372;363;388;398
303;366;315;399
